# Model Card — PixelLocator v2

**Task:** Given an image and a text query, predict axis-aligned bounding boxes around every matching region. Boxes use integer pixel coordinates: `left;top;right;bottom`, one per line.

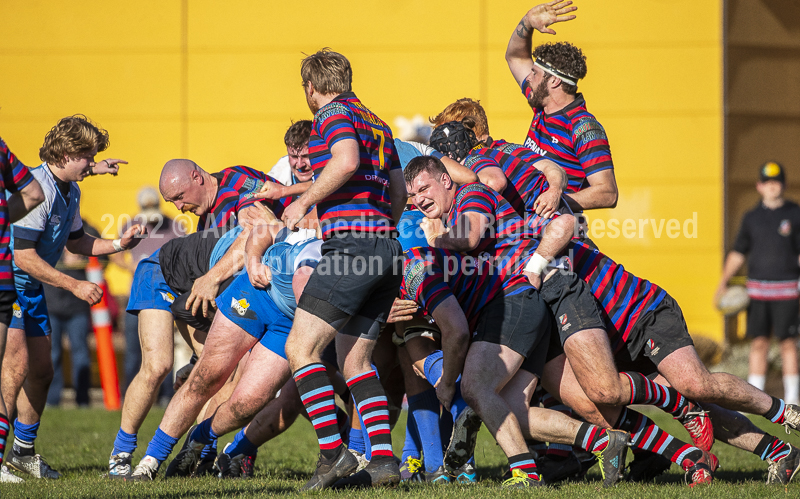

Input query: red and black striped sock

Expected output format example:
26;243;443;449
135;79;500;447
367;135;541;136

508;452;540;480
574;422;609;453
754;434;792;462
293;363;343;461
622;372;689;417
0;413;8;467
347;370;394;461
616;407;702;468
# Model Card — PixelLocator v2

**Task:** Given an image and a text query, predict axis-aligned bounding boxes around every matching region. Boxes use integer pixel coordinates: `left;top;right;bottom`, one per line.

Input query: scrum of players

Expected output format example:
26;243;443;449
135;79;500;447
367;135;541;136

1;0;799;489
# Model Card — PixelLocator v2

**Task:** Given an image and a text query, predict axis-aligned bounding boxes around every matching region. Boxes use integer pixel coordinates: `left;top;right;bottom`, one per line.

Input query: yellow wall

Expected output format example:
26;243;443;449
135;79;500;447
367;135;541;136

0;1;723;340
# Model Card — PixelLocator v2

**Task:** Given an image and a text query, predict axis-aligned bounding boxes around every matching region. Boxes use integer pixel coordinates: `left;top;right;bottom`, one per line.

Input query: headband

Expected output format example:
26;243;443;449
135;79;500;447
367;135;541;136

534;59;578;86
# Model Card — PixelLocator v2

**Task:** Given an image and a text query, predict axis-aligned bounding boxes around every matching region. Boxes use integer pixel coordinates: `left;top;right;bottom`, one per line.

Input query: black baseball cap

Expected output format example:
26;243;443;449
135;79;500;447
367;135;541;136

760;161;785;184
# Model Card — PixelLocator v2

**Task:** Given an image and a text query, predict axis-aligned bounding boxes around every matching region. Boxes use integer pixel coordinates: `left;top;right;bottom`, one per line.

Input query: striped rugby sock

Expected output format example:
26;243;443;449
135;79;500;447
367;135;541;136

754;434;792;462
574;423;609;453
293;363;342;460
616;407;702;468
764;396;788;424
0;414;8;466
347;370;393;460
622;372;688;417
508;452;539;480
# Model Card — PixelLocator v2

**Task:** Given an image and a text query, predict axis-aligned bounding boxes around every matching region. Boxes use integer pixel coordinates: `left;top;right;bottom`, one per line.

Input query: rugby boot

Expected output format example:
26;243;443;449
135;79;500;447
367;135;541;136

399;456;424;483
766;444;800;485
164;438;204;478
331;457;400;489
6;447;61;479
782;404;800;434
300;446;359;491
625;450;673;482
502;468;544;488
675;402;714;452
453;462;477;483
536;453;583;485
126;456;159;482
425;466;451;484
682;450;717;487
107;452;132;479
593;429;629;487
443;406;482;473
214;444;255;479
349;448;368;472
0;465;24;483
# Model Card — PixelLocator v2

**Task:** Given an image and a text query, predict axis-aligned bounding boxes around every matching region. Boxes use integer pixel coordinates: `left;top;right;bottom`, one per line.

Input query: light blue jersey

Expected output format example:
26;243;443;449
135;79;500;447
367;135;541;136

263;228;322;319
11;163;82;290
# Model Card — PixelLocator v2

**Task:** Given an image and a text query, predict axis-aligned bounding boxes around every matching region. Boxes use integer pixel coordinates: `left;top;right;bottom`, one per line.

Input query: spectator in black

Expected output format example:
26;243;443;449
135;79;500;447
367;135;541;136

716;161;800;404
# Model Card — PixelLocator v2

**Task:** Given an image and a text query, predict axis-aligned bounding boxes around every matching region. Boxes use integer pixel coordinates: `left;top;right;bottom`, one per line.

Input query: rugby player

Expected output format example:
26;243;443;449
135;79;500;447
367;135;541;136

107;159;286;478
505;1;618;213
0;138;44;483
127;221;321;481
2;116;145;480
282;48;406;490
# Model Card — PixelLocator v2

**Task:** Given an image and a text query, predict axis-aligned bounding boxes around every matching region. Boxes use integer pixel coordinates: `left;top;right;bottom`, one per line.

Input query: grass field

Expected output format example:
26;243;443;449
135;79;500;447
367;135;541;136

1;406;799;498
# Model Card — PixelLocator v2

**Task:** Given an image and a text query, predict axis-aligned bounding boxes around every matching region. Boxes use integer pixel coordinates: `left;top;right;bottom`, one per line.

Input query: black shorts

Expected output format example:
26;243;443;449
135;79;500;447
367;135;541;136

474;287;552;377
170;274;236;332
298;234;403;333
747;298;799;340
0;290;17;326
539;270;606;345
614;292;694;371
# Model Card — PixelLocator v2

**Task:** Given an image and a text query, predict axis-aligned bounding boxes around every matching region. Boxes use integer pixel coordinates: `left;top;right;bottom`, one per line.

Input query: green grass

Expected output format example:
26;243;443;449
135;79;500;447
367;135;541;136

1;407;799;498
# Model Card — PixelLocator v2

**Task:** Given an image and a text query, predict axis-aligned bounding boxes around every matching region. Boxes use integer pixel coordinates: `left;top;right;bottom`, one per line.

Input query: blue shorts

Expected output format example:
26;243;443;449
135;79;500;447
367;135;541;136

216;273;292;359
10;285;51;337
127;250;177;314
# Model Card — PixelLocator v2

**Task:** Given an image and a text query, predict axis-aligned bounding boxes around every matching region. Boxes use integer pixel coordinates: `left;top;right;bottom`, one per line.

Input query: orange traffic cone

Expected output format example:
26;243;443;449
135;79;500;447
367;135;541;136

86;256;121;410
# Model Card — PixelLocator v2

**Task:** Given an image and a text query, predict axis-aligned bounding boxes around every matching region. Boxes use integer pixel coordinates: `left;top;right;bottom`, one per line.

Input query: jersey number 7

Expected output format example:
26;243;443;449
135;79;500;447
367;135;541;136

371;128;386;170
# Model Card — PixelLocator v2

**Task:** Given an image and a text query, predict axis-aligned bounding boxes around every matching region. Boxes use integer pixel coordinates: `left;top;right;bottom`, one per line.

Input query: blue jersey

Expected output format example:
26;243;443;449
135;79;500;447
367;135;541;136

263;228;322;319
11;164;82;290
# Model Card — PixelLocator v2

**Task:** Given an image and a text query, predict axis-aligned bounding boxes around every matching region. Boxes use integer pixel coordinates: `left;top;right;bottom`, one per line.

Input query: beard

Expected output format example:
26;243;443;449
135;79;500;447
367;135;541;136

306;91;319;114
527;77;550;109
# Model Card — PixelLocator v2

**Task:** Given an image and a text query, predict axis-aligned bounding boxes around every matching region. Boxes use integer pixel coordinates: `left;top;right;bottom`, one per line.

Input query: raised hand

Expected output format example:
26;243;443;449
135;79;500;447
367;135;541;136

523;0;577;36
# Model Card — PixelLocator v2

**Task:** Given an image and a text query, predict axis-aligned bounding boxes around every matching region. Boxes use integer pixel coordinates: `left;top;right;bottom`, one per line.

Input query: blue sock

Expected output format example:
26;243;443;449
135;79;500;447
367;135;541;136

13;419;39;444
190;418;220;446
408;389;444;473
423;351;466;422
112;428;138;455
228;428;259;457
144;427;180;463
199;439;217;459
401;407;421;463
348;426;366;454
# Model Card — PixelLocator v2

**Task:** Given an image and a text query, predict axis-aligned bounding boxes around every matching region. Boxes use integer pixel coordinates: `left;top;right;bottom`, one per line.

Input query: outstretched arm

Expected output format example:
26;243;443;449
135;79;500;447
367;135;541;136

506;1;578;87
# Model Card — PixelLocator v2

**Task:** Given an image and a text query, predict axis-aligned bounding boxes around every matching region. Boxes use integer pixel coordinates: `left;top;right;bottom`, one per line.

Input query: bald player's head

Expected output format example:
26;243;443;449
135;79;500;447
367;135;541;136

159;159;212;216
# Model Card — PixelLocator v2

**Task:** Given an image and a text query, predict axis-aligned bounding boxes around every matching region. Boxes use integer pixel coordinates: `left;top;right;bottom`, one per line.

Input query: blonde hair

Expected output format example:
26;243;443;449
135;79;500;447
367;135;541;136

40;114;109;165
429;98;490;138
301;48;352;95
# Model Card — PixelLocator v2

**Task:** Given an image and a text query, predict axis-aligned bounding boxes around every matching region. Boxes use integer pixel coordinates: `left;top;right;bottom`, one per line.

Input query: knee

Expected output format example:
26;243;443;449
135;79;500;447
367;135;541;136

584;385;626;407
186;365;224;397
141;355;173;383
460;377;482;409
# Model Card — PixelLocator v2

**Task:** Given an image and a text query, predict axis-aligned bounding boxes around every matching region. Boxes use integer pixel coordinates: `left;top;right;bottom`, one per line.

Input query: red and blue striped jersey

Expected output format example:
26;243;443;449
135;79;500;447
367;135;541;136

402;247;531;330
520;84;613;193
198;166;286;230
309;92;400;240
446;183;538;275
0;138;34;291
467;140;555;235
567;240;667;352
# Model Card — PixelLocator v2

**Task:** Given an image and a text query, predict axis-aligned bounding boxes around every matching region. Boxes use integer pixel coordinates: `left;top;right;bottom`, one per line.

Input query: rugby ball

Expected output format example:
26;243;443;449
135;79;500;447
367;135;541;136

716;285;749;316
